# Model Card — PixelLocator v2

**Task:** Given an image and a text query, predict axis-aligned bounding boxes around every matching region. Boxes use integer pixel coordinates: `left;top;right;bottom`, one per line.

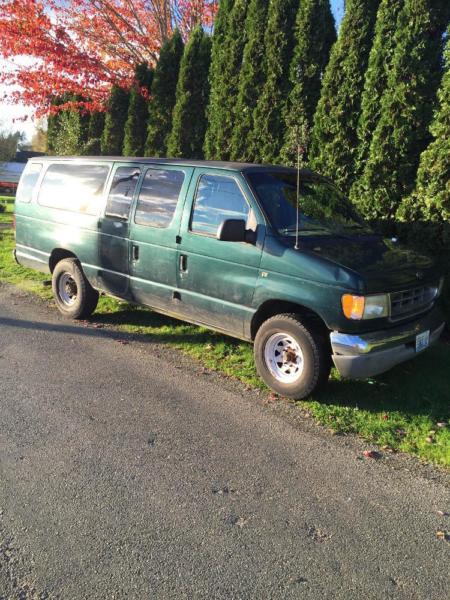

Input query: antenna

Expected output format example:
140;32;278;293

295;141;300;250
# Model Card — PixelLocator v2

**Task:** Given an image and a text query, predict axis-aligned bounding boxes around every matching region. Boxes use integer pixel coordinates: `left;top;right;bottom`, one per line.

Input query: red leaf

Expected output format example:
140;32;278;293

363;450;382;460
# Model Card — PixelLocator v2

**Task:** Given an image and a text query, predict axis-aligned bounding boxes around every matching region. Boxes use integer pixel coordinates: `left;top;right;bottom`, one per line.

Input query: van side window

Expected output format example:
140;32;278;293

16;163;43;203
38;163;110;215
190;174;249;236
135;168;185;228
105;167;140;220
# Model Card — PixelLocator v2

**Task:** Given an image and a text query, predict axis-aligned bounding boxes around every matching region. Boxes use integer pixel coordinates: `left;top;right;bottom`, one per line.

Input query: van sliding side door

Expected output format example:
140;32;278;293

98;163;142;298
128;165;194;311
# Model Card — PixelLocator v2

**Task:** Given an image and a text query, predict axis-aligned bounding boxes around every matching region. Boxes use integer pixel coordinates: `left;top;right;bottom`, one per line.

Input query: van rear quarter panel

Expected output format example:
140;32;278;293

16;203;102;287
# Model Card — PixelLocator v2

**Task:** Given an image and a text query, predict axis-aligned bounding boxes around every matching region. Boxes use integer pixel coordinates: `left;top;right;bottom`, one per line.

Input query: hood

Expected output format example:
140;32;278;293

296;233;440;293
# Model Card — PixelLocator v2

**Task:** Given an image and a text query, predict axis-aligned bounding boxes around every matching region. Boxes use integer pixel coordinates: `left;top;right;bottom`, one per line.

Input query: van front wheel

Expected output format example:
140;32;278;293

52;258;99;319
254;314;331;399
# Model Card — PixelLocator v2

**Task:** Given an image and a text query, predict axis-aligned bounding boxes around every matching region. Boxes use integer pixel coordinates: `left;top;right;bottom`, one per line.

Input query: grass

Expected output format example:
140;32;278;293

1;223;449;467
0;195;14;224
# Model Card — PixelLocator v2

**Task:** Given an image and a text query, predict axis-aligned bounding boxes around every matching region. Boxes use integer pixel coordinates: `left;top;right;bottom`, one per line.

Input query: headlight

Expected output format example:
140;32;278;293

342;294;390;320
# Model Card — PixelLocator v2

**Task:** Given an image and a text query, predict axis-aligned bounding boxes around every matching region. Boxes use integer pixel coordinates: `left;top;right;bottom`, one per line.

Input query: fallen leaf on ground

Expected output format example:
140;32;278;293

436;530;450;542
437;510;449;517
264;393;279;404
363;450;382;460
115;339;129;345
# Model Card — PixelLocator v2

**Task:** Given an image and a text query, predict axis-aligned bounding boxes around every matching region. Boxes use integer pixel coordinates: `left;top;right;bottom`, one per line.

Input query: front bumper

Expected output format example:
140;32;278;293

330;307;445;379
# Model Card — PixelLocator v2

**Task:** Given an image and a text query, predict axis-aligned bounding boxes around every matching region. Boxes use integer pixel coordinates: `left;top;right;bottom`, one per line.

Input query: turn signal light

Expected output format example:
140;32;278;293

342;294;365;320
342;293;390;320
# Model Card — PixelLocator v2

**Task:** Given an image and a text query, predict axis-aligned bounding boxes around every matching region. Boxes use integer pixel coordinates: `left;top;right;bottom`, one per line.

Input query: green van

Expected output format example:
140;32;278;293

14;157;445;399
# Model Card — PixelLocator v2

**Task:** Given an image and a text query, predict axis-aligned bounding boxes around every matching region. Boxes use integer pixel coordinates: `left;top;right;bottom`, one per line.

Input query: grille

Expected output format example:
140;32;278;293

390;284;438;319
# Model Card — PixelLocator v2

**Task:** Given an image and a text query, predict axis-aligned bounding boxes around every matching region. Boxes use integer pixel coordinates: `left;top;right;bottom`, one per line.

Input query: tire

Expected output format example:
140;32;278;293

254;313;331;399
52;258;99;319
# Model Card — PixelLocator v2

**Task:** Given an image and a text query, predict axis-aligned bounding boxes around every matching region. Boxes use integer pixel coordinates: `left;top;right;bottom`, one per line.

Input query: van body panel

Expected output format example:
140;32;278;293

283;233;440;294
15;159;112;290
17;211;102;280
128;164;194;310
96;161;139;297
96;218;130;297
255;234;363;332
175;168;264;337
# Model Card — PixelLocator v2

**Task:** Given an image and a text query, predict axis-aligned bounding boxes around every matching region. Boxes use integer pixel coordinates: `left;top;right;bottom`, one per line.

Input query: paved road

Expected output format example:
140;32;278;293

0;283;449;600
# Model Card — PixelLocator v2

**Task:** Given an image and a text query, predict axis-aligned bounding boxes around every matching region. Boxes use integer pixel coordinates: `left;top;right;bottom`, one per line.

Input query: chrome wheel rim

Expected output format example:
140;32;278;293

264;332;304;384
58;272;77;306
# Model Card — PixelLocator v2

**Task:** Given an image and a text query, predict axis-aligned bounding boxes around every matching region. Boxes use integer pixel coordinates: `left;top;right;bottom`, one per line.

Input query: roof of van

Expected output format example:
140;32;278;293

28;156;319;176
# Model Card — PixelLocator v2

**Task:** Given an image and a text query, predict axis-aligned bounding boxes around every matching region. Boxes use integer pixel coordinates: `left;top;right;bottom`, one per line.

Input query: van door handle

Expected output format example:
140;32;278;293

132;244;139;261
179;254;188;272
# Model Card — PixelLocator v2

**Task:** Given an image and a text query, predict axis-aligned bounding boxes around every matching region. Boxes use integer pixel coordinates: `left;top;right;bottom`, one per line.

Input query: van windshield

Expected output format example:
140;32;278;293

246;171;370;236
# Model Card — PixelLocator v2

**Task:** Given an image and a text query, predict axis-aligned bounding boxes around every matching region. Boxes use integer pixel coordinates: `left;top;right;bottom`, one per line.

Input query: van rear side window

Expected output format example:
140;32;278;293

135;168;185;228
38;163;110;215
16;163;43;203
105;167;141;220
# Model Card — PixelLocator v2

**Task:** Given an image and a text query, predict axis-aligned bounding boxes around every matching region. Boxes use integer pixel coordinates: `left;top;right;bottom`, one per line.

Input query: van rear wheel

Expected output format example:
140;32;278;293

254;314;331;399
52;258;99;319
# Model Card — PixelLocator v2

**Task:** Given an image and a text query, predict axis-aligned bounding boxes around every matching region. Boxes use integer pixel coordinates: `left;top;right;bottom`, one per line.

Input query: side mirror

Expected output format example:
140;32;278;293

217;219;247;242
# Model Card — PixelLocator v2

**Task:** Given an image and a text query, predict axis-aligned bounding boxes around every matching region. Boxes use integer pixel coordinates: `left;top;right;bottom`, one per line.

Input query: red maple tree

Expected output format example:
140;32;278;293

0;0;217;116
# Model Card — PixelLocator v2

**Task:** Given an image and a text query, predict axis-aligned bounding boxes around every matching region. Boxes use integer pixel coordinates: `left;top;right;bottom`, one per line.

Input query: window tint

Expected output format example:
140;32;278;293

135;168;184;228
105;167;140;220
38;163;109;215
16;163;42;203
190;174;249;236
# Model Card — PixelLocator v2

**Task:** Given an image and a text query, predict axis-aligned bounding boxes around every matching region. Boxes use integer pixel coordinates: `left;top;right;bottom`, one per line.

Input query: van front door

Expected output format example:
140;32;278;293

98;164;141;297
128;165;193;310
176;169;264;338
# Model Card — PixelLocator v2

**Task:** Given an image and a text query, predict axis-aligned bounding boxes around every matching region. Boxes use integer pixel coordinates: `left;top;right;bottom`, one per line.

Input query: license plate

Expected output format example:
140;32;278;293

416;330;430;353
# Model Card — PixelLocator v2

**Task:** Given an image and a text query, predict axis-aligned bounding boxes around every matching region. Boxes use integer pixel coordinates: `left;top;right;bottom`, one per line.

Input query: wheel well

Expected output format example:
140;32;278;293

251;300;330;342
49;249;78;273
